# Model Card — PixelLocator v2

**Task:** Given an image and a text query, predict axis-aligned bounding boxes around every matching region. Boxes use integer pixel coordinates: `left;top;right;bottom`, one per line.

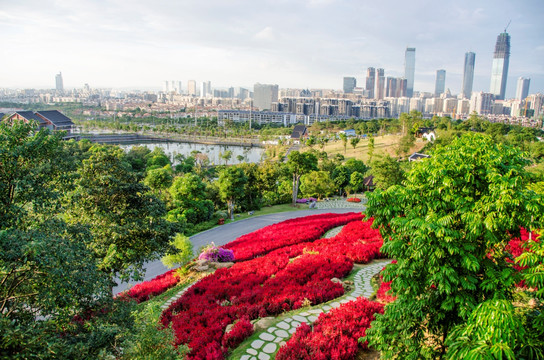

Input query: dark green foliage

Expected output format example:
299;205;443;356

286;151;318;205
218;166;248;220
370;155;405;190
365;133;543;359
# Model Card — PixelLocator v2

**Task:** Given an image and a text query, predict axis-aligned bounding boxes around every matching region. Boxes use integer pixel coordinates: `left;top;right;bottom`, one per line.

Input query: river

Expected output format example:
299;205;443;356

119;141;265;165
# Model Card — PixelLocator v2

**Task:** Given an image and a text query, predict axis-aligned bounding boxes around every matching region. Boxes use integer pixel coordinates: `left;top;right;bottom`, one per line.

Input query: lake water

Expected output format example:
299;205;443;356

120;141;265;165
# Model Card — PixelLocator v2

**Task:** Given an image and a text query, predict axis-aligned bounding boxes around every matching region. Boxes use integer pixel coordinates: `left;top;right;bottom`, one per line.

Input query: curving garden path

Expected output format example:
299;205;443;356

237;259;391;360
114;207;363;294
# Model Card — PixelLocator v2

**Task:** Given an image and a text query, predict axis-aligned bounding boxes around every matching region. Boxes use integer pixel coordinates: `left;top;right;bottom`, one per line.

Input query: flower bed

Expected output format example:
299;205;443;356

346;197;361;203
296;197;317;203
199;243;235;262
161;251;352;359
223;212;364;261
159;213;382;360
276;297;384;360
123;269;180;303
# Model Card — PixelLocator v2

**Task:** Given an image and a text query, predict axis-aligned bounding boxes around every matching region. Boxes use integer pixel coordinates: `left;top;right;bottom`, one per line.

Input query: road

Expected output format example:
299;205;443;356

113;208;361;294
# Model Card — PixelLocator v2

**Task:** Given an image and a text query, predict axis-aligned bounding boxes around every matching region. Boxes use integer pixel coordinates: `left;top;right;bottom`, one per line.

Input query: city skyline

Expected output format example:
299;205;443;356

1;0;543;98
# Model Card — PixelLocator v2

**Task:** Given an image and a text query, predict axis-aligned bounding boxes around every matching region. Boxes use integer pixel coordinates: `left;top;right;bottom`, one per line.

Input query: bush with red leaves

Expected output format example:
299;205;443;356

346;197;361;203
223;212;364;261
123;269;179;303
276;297;384;360
222;318;254;349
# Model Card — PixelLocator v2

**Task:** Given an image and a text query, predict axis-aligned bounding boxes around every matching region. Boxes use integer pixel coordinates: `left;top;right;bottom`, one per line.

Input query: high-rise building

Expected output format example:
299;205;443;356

404;48;416;97
375;68;385;100
253;83;279;110
385;77;397;98
470;92;493;115
516;77;530;101
462;52;476;99
489;31;510;100
343;77;357;94
201;81;211;97
55;72;64;92
366;67;376;98
187;80;197;96
164;80;170;92
435;70;446;97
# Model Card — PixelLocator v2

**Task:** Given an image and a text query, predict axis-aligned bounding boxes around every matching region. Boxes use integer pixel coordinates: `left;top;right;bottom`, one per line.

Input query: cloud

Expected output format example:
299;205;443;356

254;27;276;41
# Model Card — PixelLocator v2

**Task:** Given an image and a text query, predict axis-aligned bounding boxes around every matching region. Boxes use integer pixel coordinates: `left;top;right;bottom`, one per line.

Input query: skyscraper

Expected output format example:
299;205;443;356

462;52;476;99
489;31;510;100
253;83;279;110
343;77;356;93
366;67;376;98
404;48;416;97
435;70;446;97
375;68;385;100
55;72;64;92
187;80;197;96
516;77;530;101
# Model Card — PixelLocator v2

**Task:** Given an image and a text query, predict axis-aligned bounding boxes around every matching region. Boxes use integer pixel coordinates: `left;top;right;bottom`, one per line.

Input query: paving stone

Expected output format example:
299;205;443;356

259;333;275;341
293;315;307;322
284;318;293;323
247;348;258;355
251;340;264;349
276;321;290;330
275;329;289;338
308;309;323;314
308;315;318;322
241;355;251;360
291;321;301;328
299;312;310;316
331;302;341;308
258;354;270;360
322;305;331;311
262;343;277;354
288;327;297;334
274;336;284;343
267;327;277;333
345;296;356;301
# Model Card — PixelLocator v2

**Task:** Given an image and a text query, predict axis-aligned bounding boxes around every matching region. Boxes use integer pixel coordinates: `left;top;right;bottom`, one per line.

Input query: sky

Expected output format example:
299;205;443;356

1;0;543;99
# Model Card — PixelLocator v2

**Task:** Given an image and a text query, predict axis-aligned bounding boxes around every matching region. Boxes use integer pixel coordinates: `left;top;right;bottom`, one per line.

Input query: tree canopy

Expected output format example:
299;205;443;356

365;133;544;358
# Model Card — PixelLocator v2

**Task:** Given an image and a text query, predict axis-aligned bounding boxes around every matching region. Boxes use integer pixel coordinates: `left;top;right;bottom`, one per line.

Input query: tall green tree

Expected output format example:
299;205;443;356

168;173;214;225
218;166;248;220
365;133;544;359
350;137;360;150
66;145;175;283
339;132;348;153
286;151;318;206
370;155;405;190
367;135;375;163
300;170;335;199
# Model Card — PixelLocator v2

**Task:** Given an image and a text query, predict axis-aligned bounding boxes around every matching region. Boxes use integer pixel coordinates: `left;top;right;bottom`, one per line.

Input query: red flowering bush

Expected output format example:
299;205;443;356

346;197;361;203
223;212;364;261
124;269;179;303
222;318;254;349
276;297;384;360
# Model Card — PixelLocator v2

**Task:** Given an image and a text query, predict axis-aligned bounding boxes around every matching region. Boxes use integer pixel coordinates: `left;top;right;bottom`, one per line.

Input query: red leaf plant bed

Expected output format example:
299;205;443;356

121;269;180;303
160;213;385;360
223;212;364;261
276;297;384;360
346;197;362;203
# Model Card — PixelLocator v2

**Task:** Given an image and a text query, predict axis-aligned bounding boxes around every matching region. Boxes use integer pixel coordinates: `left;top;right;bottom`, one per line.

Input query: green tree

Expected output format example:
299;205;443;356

144;164;173;195
339;132;348;153
305;135;316;148
350;137;360;150
286;151;318;205
300;170;335;199
364;133;543;359
349;171;365;193
332;165;351;195
220;150;233;165
146;147;171;170
218;166;248;220
168;173;214;225
66;145;175;283
161;234;194;268
370;155;404;190
367;135;375;163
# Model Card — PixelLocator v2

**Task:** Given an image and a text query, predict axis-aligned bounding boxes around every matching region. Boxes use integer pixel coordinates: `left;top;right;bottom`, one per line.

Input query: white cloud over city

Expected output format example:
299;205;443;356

1;0;543;98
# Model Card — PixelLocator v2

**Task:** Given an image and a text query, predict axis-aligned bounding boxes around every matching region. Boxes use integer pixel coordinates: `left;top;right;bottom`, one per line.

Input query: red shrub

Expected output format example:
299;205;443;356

276;297;384;360
222;318;254;349
346;198;361;203
124;269;179;303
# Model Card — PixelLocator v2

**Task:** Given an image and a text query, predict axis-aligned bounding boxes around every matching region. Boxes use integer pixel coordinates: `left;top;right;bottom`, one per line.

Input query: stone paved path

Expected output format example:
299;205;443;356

316;199;367;210
239;259;392;360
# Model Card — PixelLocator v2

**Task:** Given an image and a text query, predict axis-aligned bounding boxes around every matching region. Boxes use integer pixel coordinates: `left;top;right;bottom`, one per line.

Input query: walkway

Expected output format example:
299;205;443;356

113;208;361;294
238;259;391;360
